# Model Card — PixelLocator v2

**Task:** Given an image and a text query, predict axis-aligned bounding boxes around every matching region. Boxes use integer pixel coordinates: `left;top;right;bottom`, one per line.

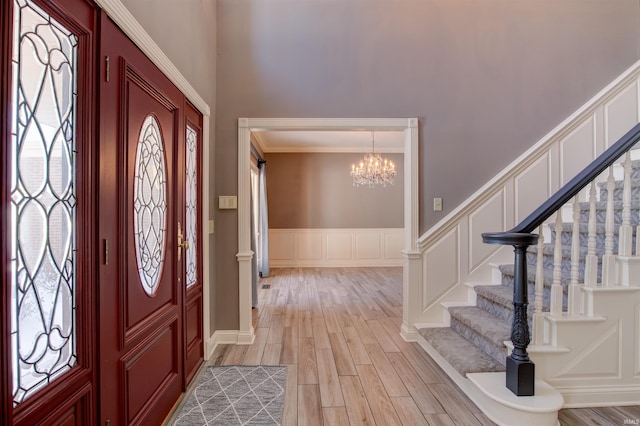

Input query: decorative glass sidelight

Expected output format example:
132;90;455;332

10;0;79;404
133;115;167;296
185;125;197;287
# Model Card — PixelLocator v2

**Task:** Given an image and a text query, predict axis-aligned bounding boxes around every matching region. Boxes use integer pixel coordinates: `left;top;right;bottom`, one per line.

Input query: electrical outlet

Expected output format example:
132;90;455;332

433;197;443;211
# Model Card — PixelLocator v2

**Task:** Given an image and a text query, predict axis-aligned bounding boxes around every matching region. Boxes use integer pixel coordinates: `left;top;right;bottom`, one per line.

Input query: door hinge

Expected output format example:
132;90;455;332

103;239;109;265
105;56;110;82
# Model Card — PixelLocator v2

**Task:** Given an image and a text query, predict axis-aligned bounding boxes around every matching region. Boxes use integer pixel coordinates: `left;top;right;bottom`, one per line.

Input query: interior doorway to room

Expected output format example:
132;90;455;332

237;118;419;344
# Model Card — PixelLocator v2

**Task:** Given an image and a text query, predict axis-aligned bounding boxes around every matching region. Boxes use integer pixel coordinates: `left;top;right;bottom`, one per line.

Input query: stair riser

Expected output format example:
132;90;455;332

579;207;640;226
598;180;640;202
450;316;507;365
476;289;539;326
551;229;636;254
525;251;593;283
500;269;569;309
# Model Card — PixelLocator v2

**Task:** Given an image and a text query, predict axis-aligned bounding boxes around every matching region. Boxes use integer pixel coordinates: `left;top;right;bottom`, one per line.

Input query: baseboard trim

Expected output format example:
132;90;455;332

400;322;419;342
206;330;243;359
554;384;640;408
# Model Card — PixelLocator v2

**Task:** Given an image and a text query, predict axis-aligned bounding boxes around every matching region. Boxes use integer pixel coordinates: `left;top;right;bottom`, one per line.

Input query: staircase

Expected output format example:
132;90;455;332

419;156;640;375
414;134;640;425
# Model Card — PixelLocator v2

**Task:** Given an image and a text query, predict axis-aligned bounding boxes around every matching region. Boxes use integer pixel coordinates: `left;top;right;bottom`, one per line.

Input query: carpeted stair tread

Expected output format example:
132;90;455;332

474;284;538;326
418;327;505;376
449;306;511;364
449;306;510;346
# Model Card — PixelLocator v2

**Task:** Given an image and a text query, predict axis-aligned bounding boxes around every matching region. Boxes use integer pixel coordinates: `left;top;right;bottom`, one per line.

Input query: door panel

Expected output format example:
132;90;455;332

124;70;176;330
99;14;184;425
183;103;203;385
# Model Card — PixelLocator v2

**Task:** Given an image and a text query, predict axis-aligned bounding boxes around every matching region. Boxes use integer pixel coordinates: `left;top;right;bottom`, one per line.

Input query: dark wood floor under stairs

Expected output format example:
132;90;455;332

207;267;640;426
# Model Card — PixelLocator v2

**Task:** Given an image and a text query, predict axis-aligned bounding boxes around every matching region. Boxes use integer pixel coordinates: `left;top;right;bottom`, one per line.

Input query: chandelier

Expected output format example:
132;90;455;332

350;132;397;187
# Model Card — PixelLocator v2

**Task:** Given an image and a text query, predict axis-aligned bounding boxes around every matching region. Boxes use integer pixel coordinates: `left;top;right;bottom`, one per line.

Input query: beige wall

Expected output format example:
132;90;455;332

265;153;403;229
118;0;218;332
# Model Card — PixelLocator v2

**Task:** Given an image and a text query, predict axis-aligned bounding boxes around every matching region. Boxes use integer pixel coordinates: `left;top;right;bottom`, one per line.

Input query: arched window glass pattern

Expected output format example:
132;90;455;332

133;115;167;296
10;0;79;404
185;125;197;287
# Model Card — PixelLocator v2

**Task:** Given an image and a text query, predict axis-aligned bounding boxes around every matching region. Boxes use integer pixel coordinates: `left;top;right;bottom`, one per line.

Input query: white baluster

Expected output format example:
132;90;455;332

602;166;617;286
533;224;546;344
550;212;564;315
568;195;581;316
619;151;633;257
584;181;598;287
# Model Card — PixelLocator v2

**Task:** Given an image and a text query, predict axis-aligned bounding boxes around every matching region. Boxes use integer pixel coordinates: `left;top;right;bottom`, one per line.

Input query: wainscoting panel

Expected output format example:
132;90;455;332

269;228;403;267
514;154;550;224
560;117;596;185
296;232;323;260
326;232;352;260
423;226;459;311
270;233;295;260
355;232;382;259
468;190;505;273
604;80;639;148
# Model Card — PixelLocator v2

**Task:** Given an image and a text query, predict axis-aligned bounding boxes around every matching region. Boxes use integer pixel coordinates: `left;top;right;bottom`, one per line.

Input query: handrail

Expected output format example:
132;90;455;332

481;121;640;397
513;122;640;234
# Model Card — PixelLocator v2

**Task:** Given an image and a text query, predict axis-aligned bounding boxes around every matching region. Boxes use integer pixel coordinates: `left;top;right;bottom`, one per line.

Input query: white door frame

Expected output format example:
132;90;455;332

237;118;420;344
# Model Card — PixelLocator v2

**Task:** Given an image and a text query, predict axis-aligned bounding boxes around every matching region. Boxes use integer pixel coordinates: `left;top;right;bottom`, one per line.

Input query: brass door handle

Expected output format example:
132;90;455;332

177;222;189;261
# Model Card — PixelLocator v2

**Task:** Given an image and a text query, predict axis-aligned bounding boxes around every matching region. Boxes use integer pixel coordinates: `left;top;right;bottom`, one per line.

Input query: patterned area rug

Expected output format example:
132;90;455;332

172;366;288;425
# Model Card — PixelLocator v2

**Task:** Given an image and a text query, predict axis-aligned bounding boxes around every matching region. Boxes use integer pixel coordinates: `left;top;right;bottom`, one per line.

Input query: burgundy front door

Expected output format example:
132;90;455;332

98;14;184;425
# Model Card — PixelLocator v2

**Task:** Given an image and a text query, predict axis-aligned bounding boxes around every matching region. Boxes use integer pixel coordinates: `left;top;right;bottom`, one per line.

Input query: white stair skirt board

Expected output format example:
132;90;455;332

416;332;563;426
467;373;564;426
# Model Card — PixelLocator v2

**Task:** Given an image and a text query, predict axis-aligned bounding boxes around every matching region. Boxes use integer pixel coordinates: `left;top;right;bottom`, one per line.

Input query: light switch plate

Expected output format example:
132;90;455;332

219;195;238;209
433;197;443;211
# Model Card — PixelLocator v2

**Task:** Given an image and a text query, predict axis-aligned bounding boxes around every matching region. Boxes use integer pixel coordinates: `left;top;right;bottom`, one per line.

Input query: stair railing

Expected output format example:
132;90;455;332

482;122;640;396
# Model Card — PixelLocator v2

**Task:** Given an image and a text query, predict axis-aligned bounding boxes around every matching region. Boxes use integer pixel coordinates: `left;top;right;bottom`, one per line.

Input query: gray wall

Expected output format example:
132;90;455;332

121;0;640;332
119;0;218;332
265;153;403;229
215;0;640;329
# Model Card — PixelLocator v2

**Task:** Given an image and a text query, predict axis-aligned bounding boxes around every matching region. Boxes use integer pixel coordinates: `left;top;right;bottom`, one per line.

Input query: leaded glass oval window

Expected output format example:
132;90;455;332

133;115;167;296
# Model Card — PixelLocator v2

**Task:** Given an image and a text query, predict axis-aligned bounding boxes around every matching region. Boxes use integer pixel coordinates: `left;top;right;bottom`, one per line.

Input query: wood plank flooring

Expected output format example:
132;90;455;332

209;267;640;425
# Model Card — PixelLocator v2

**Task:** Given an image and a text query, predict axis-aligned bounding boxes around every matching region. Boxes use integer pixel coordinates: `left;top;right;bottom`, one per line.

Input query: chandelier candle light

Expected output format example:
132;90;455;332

351;131;397;187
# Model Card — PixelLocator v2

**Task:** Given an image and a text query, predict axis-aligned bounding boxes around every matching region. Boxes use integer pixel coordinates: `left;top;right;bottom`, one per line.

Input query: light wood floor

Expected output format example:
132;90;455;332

210;267;640;426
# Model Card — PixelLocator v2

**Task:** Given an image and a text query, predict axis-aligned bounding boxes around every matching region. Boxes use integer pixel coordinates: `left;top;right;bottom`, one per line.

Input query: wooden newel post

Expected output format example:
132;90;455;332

481;232;538;397
506;242;535;396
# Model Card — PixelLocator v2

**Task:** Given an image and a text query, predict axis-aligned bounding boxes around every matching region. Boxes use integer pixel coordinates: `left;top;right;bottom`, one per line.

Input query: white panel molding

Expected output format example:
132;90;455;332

514;154;551;224
95;0;215;356
468;190;506;273
268;229;403;267
413;59;640;329
520;286;640;407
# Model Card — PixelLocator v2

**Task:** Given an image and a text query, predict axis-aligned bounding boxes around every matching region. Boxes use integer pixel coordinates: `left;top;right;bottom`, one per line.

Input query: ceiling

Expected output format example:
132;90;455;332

252;130;405;154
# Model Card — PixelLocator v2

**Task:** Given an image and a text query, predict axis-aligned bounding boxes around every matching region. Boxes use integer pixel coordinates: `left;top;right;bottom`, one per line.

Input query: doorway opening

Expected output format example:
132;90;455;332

237;118;419;344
